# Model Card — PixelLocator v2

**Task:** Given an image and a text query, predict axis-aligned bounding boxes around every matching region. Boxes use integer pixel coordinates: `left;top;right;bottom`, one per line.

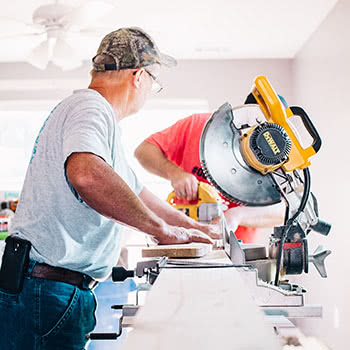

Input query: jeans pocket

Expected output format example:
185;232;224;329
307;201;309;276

40;281;80;344
39;282;96;350
0;288;19;306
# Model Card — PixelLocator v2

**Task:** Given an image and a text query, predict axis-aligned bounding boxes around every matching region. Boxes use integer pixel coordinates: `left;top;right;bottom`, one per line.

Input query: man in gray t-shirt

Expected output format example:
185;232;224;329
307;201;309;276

0;27;220;350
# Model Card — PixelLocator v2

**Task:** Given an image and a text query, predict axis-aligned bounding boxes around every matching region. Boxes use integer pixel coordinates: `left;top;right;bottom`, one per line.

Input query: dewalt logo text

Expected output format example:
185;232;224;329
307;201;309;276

263;131;280;155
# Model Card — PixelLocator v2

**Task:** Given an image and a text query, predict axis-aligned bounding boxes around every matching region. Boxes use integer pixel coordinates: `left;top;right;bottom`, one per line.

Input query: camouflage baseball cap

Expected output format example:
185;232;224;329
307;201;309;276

92;27;177;72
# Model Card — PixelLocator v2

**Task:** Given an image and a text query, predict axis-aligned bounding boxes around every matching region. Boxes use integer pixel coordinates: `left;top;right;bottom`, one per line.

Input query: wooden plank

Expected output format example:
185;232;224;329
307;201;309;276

121;267;281;350
141;242;212;258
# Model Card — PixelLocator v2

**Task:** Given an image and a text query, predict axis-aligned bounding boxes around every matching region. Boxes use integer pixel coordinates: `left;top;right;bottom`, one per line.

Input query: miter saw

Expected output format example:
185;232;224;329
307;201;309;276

200;76;331;313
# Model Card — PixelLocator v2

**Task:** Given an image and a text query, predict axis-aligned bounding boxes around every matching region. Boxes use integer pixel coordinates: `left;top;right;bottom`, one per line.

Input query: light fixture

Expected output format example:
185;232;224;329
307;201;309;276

23;1;115;71
27;27;83;71
52;36;82;71
27;39;51;70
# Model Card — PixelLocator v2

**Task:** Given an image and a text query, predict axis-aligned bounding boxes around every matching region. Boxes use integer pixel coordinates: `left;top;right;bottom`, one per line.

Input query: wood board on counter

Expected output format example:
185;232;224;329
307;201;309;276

121;264;281;350
141;242;212;258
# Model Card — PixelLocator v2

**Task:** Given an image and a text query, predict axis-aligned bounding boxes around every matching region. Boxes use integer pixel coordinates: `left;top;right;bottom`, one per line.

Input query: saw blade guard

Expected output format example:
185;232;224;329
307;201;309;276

200;103;282;206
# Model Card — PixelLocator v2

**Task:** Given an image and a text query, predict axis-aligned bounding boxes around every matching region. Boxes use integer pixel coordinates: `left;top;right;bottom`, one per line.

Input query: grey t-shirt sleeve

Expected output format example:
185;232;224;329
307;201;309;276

62;106;113;166
61;101;143;198
128;166;143;196
62;105;114;203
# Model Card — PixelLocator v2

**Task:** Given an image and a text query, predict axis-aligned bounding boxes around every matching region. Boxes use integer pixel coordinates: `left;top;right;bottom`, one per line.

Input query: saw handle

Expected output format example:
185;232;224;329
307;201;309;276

289;106;322;153
167;191;177;205
253;76;321;170
167;191;197;204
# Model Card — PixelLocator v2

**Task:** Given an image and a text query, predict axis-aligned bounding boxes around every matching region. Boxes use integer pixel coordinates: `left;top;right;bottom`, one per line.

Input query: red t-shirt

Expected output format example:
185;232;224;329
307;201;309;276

145;113;257;243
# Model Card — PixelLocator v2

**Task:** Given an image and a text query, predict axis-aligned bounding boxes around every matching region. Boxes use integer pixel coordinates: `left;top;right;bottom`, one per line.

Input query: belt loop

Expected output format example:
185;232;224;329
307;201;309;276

82;274;98;290
26;259;37;276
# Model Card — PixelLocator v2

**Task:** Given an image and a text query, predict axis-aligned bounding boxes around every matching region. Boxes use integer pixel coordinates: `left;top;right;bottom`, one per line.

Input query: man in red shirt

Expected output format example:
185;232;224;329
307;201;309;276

135;113;284;243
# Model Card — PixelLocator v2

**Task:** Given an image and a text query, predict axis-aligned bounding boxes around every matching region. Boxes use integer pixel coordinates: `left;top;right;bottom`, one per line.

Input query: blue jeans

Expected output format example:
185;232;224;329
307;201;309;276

0;260;97;350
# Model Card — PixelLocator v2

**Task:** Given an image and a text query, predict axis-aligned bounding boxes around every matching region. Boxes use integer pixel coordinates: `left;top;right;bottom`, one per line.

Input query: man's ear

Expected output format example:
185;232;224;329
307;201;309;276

133;69;145;89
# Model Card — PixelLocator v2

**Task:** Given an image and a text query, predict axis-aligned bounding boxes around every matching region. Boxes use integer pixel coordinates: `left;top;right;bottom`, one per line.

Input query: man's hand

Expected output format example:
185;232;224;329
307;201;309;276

196;220;222;239
155;226;214;245
170;171;198;201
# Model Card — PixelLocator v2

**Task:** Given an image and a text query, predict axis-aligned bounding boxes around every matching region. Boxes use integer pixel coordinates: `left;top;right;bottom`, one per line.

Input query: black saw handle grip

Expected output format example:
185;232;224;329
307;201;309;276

290;106;322;153
112;266;134;282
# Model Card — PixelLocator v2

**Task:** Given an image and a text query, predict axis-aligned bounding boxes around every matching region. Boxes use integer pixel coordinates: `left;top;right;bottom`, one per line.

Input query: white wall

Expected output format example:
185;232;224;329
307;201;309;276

0;59;293;110
292;0;350;348
159;59;293;110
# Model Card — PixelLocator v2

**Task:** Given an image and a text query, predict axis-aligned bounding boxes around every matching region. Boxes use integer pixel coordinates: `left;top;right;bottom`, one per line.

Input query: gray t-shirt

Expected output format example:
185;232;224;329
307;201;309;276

11;89;143;281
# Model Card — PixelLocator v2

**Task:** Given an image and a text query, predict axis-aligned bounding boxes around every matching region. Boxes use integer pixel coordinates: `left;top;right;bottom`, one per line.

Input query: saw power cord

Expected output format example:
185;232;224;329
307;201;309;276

271;170;292;224
274;168;311;286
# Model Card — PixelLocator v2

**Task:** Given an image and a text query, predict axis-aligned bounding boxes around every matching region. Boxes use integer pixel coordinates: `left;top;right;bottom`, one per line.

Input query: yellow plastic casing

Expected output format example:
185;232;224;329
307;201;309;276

167;182;220;221
240;126;283;174
251;76;316;172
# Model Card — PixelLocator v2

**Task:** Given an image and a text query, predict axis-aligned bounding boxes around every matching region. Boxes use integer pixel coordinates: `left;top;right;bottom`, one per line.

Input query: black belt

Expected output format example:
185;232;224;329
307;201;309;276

31;263;98;290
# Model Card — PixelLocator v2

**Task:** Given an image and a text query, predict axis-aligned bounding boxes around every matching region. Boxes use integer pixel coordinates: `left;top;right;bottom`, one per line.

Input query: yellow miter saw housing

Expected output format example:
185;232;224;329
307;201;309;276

241;76;321;174
167;182;221;223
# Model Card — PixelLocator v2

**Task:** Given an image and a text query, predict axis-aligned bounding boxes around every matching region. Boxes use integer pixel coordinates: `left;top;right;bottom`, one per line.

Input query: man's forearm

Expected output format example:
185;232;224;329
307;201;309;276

134;141;183;180
65;153;215;245
66;152;166;240
139;187;200;229
135;141;198;200
225;203;285;229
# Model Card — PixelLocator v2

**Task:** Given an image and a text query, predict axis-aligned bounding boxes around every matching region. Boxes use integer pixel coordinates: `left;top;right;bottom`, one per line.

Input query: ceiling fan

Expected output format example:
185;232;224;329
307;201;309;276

0;0;114;70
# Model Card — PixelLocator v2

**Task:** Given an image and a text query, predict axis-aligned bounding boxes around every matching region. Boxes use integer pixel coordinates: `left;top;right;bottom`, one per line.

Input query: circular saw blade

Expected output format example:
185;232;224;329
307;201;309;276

200;103;281;206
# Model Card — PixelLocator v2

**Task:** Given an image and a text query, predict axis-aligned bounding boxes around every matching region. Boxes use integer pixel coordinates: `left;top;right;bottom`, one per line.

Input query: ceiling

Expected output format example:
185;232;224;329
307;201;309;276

0;0;339;67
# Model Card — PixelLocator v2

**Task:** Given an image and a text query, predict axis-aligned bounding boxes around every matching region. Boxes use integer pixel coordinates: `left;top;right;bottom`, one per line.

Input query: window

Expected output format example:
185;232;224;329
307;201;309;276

0;109;50;191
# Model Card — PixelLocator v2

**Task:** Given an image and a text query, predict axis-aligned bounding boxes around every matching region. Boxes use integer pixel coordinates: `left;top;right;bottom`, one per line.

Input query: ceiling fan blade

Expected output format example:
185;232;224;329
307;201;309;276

0;17;42;34
73;26;113;36
27;39;50;70
51;37;82;71
0;32;45;40
60;1;115;29
0;17;29;28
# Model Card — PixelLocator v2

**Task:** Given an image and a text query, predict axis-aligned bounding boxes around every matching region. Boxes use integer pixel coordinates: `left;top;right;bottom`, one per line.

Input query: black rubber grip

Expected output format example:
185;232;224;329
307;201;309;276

111;266;134;282
290;106;322;153
311;220;332;236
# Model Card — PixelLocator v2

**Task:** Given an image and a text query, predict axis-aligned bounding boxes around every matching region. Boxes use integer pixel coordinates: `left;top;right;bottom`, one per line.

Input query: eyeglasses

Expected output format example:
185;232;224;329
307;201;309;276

144;68;163;93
